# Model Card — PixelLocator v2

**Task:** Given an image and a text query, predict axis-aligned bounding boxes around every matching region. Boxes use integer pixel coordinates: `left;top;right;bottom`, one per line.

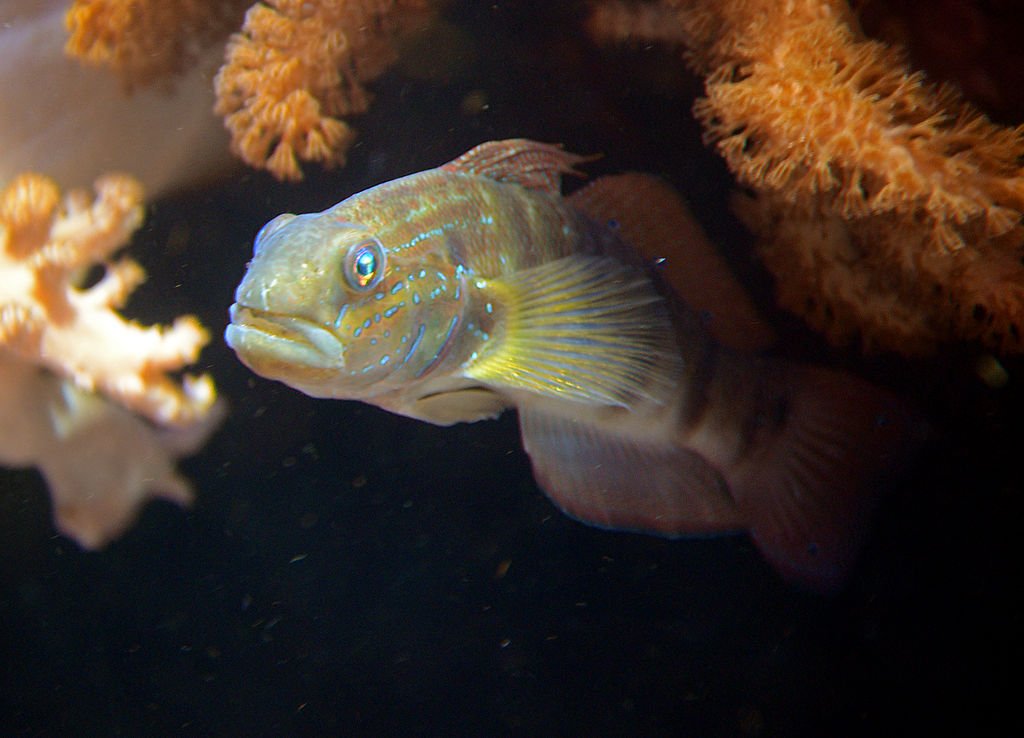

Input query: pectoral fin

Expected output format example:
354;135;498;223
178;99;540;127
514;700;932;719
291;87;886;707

518;405;743;534
465;255;681;407
375;386;508;426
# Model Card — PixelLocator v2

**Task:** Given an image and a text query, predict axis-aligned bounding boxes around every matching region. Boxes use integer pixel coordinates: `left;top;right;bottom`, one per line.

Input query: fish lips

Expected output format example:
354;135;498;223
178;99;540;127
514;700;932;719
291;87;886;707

225;304;345;378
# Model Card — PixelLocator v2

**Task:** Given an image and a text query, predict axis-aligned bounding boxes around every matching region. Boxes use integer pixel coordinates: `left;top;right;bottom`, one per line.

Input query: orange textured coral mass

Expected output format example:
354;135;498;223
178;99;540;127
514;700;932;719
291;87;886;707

65;0;247;89
214;0;434;181
589;0;1024;354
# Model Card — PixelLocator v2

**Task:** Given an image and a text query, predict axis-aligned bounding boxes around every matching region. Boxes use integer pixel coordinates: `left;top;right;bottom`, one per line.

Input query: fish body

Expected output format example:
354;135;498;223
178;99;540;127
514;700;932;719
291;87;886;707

226;140;915;590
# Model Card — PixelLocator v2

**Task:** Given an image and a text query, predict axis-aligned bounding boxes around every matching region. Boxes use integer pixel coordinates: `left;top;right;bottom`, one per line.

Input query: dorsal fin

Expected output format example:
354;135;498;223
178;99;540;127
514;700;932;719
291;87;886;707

569;173;777;353
440;139;595;194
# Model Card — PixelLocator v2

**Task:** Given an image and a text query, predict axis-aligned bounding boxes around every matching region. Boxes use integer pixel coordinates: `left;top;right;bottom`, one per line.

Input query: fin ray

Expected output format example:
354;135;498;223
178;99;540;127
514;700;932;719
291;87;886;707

441;139;594;194
466;255;681;407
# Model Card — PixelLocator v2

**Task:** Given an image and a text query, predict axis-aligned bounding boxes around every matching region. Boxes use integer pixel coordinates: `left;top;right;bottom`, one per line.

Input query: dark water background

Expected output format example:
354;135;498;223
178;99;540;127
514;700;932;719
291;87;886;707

2;3;1021;735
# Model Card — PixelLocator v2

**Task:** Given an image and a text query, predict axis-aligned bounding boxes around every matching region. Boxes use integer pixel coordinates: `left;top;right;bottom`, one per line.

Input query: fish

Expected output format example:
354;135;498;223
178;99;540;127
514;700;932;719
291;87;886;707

225;139;917;591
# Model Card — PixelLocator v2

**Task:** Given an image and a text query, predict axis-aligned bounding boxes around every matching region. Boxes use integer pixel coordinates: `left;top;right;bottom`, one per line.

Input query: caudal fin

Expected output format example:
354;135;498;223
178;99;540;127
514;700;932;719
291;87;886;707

726;365;923;592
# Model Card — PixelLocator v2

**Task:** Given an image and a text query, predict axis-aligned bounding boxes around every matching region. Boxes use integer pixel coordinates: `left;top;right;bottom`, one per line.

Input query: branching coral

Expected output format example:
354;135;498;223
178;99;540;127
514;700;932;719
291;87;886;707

1;171;223;547
64;0;436;181
589;0;1024;354
0;172;215;425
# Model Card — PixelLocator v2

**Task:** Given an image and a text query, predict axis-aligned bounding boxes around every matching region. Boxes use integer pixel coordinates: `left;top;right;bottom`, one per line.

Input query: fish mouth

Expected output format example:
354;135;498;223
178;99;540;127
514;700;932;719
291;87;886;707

225;304;345;372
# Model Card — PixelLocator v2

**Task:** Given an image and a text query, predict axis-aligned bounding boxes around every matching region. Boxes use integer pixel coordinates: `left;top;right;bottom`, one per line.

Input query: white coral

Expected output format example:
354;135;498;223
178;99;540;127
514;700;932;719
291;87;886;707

1;172;223;548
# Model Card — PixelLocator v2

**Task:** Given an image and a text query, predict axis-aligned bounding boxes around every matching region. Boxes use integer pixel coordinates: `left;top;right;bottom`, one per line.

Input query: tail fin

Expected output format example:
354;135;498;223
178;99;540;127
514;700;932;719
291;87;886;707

559;171;922;590
726;364;923;592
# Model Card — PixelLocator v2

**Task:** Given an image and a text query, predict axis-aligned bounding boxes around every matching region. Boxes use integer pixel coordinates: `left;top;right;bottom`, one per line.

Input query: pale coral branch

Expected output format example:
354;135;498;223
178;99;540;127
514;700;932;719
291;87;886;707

1;170;224;549
1;172;217;425
0;353;225;550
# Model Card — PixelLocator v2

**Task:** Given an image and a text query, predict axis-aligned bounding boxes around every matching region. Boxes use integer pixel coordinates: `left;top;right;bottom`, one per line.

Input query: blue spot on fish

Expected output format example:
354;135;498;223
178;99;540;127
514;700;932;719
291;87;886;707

398;323;426;368
415;315;458;379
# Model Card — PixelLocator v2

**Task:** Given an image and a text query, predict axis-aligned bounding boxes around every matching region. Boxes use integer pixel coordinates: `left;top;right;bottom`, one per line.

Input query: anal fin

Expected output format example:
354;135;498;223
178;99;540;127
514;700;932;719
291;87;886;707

518;405;743;535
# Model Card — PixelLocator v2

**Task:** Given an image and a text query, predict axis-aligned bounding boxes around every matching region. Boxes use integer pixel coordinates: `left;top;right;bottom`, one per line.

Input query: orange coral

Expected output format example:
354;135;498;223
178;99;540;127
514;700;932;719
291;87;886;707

214;0;435;180
589;0;1024;354
64;0;433;180
65;0;247;89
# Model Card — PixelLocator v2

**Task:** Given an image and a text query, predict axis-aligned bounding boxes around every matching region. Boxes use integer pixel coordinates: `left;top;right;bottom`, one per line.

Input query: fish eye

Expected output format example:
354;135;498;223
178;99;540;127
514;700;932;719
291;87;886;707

253;213;296;254
343;237;386;291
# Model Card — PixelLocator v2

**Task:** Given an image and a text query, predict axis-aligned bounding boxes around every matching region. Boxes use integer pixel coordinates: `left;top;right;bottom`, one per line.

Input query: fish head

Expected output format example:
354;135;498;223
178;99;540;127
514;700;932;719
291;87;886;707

225;208;467;399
